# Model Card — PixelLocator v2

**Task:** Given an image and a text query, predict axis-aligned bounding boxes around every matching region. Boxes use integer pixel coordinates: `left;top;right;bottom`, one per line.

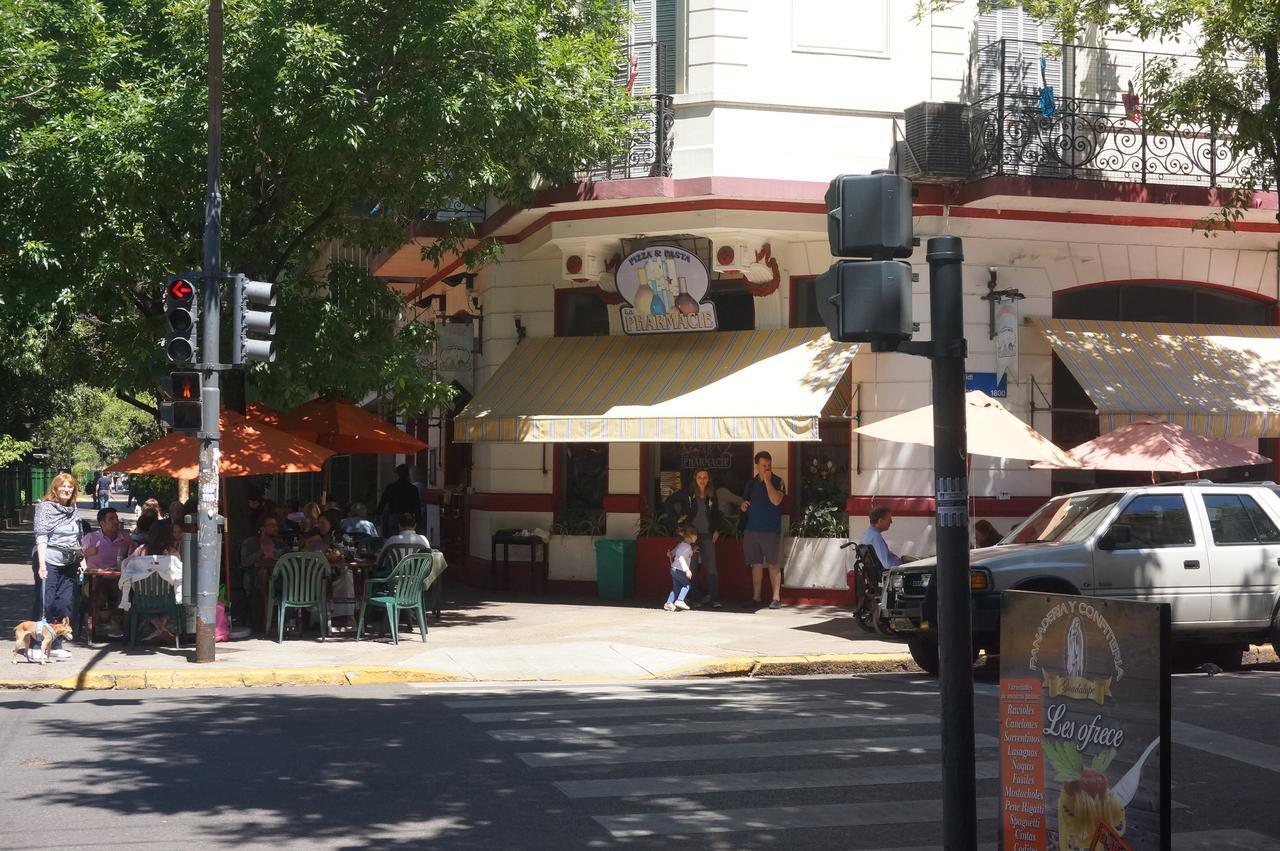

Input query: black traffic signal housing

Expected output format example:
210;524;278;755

233;274;277;364
163;274;200;364
159;371;202;433
818;173;916;349
815;261;913;352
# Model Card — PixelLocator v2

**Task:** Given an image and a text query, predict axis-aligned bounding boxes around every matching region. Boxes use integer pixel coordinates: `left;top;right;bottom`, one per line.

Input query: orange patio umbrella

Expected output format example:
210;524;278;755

245;401;283;427
276;396;427;455
106;410;335;478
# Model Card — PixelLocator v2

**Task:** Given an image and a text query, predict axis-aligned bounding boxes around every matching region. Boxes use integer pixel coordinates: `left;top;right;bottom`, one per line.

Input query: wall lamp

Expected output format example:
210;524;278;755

443;272;477;290
980;267;1025;339
514;316;527;342
415;293;446;316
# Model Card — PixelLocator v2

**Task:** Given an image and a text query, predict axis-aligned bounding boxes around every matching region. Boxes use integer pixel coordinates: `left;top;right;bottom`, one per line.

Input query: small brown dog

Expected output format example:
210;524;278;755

12;618;73;664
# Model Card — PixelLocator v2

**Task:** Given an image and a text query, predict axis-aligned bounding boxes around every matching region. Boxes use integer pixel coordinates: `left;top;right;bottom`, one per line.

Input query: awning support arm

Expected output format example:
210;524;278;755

853;382;863;476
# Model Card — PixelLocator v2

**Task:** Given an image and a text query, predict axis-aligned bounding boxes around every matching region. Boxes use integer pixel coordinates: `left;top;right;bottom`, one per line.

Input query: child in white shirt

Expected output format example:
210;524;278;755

663;524;699;611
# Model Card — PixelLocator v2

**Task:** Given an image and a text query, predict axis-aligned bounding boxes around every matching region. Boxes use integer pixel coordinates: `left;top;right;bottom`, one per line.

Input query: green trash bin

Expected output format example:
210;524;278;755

594;539;636;601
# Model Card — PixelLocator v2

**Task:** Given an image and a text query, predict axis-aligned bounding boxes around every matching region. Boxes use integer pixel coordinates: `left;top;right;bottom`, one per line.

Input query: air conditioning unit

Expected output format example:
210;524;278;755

901;102;970;180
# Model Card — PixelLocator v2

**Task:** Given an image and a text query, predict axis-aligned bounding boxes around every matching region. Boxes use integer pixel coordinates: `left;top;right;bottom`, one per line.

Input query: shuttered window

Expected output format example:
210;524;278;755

629;0;677;94
974;4;1062;101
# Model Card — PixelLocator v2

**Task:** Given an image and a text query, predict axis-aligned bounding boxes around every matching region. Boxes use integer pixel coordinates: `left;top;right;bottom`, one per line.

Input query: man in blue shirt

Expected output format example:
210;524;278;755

858;506;902;571
740;451;786;609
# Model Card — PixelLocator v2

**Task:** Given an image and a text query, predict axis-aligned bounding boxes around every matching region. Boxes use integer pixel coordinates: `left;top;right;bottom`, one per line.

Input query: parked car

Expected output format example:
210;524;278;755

882;482;1280;674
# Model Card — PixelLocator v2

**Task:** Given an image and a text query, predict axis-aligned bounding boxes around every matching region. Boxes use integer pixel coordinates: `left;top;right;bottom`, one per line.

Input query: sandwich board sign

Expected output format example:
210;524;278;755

999;591;1170;850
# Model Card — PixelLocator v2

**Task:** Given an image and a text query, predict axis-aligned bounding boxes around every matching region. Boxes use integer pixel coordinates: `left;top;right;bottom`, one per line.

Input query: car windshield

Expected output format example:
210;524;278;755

1004;492;1125;545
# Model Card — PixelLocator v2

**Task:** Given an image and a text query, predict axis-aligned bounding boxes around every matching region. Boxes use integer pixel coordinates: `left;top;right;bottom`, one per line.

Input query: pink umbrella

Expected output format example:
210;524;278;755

1032;418;1270;475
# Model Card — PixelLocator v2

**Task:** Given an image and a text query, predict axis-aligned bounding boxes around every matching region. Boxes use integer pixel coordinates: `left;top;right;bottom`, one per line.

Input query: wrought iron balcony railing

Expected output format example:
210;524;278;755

968;39;1253;187
577;41;674;182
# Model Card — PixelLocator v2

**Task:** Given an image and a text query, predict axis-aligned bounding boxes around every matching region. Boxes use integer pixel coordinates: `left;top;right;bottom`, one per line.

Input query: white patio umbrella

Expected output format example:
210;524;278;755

856;390;1078;466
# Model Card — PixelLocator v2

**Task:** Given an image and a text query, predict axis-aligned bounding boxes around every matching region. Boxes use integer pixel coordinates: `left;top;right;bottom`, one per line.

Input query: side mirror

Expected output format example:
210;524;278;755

1099;523;1132;551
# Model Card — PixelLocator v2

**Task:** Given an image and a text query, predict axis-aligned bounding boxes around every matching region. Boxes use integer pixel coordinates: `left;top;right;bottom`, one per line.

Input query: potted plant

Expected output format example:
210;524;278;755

549;508;605;583
784;457;851;589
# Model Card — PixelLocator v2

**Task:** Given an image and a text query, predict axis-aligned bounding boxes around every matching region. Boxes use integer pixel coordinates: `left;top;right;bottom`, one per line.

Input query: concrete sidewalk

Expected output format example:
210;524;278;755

0;528;912;689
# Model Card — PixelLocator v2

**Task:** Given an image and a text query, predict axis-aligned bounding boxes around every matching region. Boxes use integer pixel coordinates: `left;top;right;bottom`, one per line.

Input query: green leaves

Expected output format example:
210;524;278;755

1043;738;1085;781
0;0;633;432
1092;747;1117;773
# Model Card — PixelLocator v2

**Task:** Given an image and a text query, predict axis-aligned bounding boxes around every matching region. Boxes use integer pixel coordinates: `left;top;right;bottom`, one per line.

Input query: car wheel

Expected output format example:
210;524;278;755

908;636;940;675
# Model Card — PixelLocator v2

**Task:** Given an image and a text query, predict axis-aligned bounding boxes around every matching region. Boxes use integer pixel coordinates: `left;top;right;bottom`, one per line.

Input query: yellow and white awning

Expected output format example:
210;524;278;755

455;329;858;443
1035;318;1280;438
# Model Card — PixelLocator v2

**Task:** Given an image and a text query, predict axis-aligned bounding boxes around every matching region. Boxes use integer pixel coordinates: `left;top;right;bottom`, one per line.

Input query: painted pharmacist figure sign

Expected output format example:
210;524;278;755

999;591;1170;851
615;246;718;334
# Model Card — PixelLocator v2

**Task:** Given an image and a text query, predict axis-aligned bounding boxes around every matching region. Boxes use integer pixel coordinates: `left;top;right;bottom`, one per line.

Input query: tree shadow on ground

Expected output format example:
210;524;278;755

24;690;557;849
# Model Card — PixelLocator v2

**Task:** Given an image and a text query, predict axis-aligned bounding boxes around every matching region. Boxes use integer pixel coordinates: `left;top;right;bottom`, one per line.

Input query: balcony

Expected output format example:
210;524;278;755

576;41;674;182
966;39;1252;187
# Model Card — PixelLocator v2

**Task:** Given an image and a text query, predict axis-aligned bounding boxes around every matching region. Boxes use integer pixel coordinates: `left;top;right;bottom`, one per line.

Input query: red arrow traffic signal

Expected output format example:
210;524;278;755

167;277;195;302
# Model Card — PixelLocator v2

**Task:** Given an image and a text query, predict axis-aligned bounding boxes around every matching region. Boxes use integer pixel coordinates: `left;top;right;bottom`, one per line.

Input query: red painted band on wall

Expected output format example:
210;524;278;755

603;494;643;513
468;492;556;512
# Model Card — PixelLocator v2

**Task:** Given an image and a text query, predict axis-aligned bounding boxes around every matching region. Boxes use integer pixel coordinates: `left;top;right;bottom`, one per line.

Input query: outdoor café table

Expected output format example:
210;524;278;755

344;558;376;602
81;568;121;645
490;530;548;593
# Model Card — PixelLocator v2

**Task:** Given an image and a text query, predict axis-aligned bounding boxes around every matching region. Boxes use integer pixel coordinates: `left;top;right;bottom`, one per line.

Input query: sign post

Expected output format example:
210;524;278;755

1000;591;1171;850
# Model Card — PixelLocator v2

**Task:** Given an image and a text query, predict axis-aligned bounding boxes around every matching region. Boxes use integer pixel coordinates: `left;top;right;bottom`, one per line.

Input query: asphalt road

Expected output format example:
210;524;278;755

1;671;1278;849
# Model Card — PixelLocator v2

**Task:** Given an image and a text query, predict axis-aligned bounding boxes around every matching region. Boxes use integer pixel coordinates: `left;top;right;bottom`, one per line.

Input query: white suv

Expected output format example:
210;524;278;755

881;482;1280;674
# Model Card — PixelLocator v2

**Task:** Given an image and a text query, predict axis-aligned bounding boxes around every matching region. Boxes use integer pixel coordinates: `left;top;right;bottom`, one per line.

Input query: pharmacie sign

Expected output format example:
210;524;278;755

999;591;1170;851
615;246;718;335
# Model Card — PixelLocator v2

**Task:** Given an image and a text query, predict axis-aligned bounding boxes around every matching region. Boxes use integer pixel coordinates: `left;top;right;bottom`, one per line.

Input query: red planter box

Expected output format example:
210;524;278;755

636;536;753;601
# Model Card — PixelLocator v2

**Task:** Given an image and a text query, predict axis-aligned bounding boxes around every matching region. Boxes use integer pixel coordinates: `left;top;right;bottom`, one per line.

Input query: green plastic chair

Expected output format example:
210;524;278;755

357;552;443;644
268;552;331;643
128;571;183;649
373;543;425;580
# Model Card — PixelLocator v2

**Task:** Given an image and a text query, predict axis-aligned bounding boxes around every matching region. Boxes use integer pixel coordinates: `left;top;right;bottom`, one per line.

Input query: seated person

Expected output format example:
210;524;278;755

131;508;158;546
238;513;285;630
81;507;131;638
303;514;355;632
379;512;431;557
128;518;181;643
339;502;378;538
973;519;1002;549
858;506;903;570
285;499;305;531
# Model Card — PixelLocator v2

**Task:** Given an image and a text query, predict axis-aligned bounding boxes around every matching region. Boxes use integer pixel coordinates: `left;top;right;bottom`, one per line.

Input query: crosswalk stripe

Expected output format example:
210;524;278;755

1172;720;1280;775
593;796;1000;837
518;733;1000;767
464;698;884;724
489;712;938;743
554;760;1000;798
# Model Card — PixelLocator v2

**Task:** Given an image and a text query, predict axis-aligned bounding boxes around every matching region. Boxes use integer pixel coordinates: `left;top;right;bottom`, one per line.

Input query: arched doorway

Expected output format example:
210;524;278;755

1051;280;1277;490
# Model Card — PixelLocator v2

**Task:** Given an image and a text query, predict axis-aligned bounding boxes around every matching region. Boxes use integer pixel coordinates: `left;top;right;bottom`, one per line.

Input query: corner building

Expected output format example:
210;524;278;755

376;1;1280;600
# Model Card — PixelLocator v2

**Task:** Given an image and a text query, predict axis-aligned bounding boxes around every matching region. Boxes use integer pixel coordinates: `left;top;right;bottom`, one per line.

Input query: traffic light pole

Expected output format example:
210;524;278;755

924;236;976;847
195;0;225;663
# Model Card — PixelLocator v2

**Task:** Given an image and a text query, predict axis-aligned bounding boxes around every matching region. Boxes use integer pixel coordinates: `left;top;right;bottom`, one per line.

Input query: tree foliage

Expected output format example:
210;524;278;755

0;0;635;431
32;384;163;476
917;1;1280;228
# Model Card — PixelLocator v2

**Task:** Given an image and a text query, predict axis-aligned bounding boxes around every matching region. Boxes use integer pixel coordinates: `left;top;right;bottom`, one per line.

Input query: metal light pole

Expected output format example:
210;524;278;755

195;0;224;663
926;235;976;846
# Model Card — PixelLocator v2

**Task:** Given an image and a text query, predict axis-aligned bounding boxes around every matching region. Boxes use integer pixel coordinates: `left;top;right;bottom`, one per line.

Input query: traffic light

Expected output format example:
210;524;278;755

817;172;915;350
159;371;202;433
163;274;200;364
232;274;277;364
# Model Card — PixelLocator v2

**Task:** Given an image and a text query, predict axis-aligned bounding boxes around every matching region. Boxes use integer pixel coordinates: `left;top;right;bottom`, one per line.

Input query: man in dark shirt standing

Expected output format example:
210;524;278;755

739;450;786;609
375;464;421;537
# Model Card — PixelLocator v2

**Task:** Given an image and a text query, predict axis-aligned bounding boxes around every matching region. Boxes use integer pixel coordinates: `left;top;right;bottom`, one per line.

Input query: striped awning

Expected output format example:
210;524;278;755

1035;318;1280;438
455;329;859;443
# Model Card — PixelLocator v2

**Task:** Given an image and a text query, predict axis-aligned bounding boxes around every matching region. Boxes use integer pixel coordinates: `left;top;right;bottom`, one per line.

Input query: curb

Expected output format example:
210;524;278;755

0;653;920;691
654;652;920;679
0;666;471;691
